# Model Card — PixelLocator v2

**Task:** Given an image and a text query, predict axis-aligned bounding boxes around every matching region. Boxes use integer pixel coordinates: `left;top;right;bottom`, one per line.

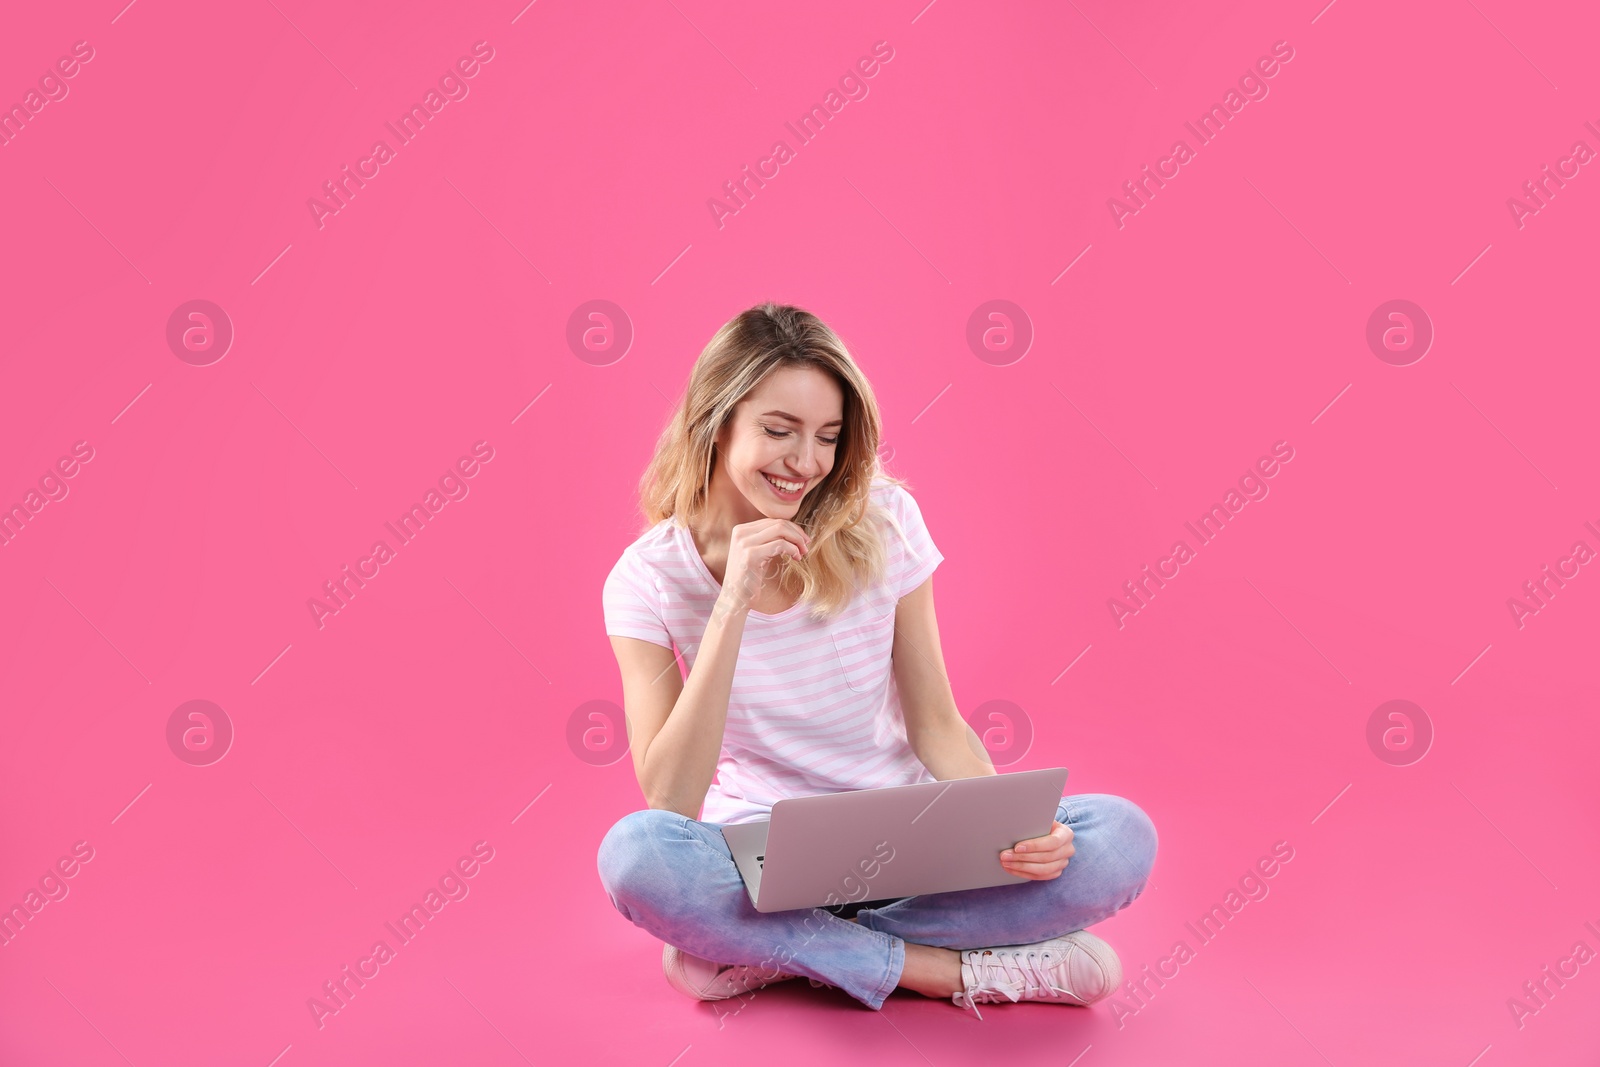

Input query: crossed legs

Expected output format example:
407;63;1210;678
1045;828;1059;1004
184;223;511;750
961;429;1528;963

596;793;1157;1010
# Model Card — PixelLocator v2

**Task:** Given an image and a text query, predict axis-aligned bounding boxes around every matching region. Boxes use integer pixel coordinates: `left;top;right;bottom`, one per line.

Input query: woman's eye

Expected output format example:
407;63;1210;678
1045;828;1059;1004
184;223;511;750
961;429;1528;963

764;427;839;445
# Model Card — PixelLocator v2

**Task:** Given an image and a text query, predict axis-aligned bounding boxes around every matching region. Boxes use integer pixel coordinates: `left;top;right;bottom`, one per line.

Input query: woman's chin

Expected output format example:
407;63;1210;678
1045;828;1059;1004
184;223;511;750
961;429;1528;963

755;490;801;513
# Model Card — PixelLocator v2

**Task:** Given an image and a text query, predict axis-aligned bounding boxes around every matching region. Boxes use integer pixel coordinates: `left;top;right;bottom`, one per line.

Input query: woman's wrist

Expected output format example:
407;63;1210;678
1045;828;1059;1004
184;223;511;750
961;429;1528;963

913;716;998;780
711;590;752;626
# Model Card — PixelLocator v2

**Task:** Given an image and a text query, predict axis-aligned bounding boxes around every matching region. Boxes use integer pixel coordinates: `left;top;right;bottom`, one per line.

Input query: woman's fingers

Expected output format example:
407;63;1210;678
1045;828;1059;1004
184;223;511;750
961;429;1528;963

1002;847;1070;866
781;521;810;556
1001;820;1074;878
1001;850;1070;870
751;522;808;562
771;518;810;551
1001;857;1069;880
1010;821;1073;855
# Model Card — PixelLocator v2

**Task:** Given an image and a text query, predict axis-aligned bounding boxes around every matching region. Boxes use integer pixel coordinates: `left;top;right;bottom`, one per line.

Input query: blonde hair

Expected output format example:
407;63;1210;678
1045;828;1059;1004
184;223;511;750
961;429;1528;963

635;302;912;620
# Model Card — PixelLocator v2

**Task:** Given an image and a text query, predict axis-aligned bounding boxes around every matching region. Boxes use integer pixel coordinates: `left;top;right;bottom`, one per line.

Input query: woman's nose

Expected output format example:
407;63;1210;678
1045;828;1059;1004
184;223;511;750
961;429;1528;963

787;439;822;477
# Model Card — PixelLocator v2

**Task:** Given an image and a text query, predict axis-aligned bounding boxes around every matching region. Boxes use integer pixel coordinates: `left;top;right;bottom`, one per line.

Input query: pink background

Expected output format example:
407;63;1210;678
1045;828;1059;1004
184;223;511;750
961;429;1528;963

2;0;1597;1064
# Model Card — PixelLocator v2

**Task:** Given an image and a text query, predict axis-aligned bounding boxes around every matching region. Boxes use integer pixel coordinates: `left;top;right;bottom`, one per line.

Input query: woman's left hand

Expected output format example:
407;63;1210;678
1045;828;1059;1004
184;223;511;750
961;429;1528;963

1000;820;1075;880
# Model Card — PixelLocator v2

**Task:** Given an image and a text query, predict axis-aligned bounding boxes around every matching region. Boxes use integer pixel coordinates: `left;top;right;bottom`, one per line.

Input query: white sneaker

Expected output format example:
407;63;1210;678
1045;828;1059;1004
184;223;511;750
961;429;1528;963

952;930;1124;1018
661;943;804;1001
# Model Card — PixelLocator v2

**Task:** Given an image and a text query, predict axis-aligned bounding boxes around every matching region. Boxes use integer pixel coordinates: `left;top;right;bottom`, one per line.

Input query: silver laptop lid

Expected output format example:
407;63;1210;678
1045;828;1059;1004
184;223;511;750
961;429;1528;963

751;768;1067;913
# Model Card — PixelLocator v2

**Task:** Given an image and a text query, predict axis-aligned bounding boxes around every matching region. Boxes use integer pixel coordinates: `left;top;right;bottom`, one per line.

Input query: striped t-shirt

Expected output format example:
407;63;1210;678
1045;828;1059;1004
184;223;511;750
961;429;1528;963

602;477;944;824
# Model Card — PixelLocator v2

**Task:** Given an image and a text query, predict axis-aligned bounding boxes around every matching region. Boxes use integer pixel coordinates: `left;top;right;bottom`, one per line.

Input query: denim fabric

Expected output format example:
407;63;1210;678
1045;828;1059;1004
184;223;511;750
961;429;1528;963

597;793;1157;1010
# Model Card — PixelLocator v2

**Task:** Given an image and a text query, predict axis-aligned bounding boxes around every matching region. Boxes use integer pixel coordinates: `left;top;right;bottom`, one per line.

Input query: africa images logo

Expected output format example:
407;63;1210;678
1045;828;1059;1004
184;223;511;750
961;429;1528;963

307;442;495;629
307;842;496;1029
306;42;497;229
1108;441;1296;628
706;40;895;229
1107;40;1297;228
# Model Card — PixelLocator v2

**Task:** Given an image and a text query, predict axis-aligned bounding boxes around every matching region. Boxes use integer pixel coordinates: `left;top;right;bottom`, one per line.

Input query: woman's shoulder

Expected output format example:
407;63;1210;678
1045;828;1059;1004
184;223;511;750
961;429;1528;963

867;475;926;526
622;514;678;549
863;476;939;579
868;474;909;506
607;518;681;579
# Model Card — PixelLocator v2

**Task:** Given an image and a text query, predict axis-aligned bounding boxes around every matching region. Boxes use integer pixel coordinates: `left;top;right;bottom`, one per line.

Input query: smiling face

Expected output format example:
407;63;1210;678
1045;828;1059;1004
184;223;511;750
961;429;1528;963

711;364;845;525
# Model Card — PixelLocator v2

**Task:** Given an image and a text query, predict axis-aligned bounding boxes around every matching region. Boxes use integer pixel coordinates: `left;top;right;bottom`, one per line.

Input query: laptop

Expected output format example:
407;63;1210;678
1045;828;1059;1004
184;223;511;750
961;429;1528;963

720;767;1068;913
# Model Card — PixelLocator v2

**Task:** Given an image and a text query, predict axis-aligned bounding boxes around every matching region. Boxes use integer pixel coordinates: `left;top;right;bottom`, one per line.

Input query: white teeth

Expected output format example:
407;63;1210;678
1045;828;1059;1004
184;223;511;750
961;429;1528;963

764;473;801;493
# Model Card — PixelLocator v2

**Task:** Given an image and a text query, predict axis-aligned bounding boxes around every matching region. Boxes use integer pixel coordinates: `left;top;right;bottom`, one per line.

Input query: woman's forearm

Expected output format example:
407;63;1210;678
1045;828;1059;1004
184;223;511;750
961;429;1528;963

638;593;749;816
909;710;998;781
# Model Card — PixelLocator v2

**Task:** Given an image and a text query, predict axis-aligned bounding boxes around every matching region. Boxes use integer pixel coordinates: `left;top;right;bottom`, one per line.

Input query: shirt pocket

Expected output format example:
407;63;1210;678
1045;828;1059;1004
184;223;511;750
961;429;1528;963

831;609;897;693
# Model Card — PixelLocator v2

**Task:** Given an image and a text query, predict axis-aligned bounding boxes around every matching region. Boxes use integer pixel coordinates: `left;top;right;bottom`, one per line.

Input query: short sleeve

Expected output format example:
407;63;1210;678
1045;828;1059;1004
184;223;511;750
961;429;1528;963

884;484;944;599
602;552;673;650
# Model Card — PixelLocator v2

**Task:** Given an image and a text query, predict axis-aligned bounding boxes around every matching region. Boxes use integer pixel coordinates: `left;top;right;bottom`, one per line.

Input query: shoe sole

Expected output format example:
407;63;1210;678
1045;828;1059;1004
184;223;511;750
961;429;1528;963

662;943;803;1001
663;943;724;1001
1059;929;1122;1003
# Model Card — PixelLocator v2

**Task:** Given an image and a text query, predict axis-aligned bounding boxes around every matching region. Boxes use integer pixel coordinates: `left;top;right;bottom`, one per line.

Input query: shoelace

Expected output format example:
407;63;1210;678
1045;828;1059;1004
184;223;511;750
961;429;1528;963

953;946;1081;1020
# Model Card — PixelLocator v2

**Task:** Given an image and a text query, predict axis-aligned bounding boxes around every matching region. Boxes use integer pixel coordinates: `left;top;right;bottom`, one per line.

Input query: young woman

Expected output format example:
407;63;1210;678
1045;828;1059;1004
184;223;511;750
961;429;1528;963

597;302;1157;1016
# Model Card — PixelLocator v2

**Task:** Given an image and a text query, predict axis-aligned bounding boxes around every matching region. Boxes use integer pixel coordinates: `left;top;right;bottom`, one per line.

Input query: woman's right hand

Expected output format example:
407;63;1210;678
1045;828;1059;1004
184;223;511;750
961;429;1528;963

720;518;810;613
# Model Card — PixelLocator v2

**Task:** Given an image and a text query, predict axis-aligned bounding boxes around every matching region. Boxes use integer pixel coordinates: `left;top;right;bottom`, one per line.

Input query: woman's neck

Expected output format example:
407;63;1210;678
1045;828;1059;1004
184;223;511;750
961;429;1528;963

694;467;764;561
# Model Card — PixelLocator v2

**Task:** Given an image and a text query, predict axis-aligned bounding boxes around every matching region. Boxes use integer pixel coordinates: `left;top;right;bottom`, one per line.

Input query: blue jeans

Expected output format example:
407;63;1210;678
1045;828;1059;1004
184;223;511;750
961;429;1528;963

596;793;1157;1009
